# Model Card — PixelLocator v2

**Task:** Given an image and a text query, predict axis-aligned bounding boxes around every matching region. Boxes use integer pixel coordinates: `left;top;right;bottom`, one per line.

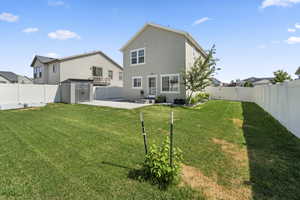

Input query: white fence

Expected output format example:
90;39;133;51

206;79;300;138
94;86;123;100
0;84;60;108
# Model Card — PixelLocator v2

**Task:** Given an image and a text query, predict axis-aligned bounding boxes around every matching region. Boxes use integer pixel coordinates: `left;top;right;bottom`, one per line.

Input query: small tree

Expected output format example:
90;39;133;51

272;70;292;84
243;81;254;87
296;67;300;79
182;45;219;103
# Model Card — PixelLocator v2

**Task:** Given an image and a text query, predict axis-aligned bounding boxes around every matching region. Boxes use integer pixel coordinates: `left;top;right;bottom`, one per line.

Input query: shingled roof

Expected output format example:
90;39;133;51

30;51;123;70
0;71;18;82
30;55;57;67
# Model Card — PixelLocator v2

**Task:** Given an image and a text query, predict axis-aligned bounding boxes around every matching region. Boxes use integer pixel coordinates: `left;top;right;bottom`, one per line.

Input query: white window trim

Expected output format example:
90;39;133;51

119;72;123;81
147;75;157;96
160;73;180;94
108;70;113;80
132;76;143;89
130;48;145;66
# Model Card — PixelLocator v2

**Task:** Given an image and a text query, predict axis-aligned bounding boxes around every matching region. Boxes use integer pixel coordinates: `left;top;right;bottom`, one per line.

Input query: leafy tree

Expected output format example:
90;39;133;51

182;45;219;103
272;70;292;84
296;66;300;78
243;81;254;87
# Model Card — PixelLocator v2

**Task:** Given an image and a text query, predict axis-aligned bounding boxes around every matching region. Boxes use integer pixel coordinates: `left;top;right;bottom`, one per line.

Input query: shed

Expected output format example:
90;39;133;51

60;79;93;104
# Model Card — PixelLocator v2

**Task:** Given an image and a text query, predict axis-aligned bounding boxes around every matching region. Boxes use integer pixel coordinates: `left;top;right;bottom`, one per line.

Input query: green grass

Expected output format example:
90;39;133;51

0;101;299;199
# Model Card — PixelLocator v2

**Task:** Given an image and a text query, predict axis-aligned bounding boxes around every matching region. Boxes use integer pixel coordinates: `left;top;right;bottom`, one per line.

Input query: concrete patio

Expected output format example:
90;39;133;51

80;100;150;109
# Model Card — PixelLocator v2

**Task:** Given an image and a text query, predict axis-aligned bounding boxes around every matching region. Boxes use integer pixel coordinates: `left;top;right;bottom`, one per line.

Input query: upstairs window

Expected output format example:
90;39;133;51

130;48;145;65
53;64;57;73
35;67;42;78
108;70;113;79
161;74;180;93
92;66;103;77
119;72;123;81
33;67;37;78
39;67;42;78
131;51;137;65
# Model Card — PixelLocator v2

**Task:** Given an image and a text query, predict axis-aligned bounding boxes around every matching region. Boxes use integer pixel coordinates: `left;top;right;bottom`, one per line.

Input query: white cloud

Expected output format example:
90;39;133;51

193;17;211;25
286;36;300;44
0;12;19;22
257;44;267;49
22;27;39;33
288;28;296;32
48;30;80;40
45;53;59;58
48;0;65;6
295;23;300;29
261;0;300;8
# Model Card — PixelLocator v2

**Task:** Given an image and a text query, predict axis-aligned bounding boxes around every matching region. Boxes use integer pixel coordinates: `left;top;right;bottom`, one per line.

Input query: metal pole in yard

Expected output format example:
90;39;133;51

140;112;148;155
170;111;174;168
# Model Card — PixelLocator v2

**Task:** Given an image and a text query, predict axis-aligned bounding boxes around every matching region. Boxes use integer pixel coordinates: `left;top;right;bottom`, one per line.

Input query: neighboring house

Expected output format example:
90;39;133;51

0;71;32;84
242;77;273;86
296;67;300;79
211;78;222;86
120;23;207;102
30;51;123;86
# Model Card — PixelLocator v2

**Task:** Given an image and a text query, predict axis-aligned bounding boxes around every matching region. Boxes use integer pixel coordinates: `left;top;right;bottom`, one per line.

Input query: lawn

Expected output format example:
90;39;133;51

0;101;299;200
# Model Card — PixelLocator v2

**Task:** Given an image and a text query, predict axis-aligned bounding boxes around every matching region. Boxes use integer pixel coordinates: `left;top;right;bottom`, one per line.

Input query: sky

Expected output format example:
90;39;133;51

0;0;300;82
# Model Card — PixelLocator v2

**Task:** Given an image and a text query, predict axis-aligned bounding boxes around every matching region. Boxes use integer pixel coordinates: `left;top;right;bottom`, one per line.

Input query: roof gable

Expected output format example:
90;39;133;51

30;55;57;67
120;23;207;57
30;51;123;70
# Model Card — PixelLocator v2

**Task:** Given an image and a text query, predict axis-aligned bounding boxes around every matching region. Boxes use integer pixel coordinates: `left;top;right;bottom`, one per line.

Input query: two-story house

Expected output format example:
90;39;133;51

30;51;123;86
120;23;207;103
0;71;32;84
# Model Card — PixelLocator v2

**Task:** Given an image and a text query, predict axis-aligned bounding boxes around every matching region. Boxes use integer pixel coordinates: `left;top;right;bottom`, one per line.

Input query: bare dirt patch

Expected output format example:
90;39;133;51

230;118;257;130
231;118;244;128
181;164;252;200
212;138;248;163
157;128;169;135
13;107;42;112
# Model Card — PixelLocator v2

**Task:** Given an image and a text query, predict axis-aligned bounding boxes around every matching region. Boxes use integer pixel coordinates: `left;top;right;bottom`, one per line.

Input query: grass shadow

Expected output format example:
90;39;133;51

101;161;133;170
241;102;300;200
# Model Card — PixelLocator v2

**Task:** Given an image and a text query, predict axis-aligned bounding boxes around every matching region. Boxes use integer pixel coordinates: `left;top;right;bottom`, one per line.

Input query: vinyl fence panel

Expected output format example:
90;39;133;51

0;84;60;105
206;79;300;138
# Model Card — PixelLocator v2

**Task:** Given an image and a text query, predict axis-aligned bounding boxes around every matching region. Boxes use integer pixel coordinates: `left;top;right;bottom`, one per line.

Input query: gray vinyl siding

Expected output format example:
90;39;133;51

60;54;123;87
48;63;60;84
185;40;203;97
122;26;186;102
32;53;122;86
33;59;48;84
185;40;202;73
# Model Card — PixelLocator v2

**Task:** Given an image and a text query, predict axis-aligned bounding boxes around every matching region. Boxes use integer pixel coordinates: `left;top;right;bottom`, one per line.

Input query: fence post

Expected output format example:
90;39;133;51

17;84;20;103
169;111;174;168
43;84;46;103
140;112;148;155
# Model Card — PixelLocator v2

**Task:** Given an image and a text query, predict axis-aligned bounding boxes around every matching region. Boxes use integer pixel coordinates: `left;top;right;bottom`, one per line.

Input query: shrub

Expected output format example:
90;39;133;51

156;95;167;103
143;137;183;188
197;92;210;101
243;81;254;87
188;93;210;105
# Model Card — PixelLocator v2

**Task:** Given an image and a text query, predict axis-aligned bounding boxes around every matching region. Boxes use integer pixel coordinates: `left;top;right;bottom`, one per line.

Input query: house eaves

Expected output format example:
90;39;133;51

47;51;123;70
120;23;208;57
